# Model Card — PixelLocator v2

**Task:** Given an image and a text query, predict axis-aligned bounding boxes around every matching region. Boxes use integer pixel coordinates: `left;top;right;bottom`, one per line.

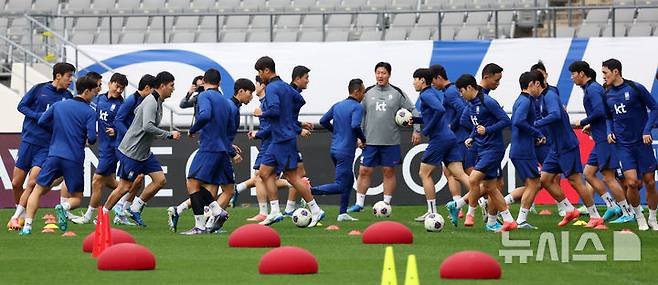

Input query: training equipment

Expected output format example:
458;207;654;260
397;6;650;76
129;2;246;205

440;251;501;279
97;243;156;271
394;108;412;126
362;221;413;244
325;225;340;231
91;210;112;257
62;231;77;237
348;230;362;236
404;254;419;285
380;246;397;285
41;228;55;233
228;224;281;248
83;228;136;253
424;213;445;232
539;209;553;215
258;246;318;274
291;208;312;227
373;201;392;218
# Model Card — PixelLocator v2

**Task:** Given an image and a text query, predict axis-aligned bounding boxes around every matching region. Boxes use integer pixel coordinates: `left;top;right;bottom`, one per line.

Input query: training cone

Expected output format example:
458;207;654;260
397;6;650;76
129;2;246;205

363;221;413;244
621;229;634;234
325;225;340;231
228;224;280;248
45;218;57;224
573;220;587;226
42;214;55;220
43;224;58;229
595;224;608;230
97;243;156;270
539;210;552;215
258;246;318;274
62;231;77;237
41;228;55;233
92;210;113;258
380;246;397;285
348;230;362;236
404;255;419;285
440;251;501;279
83;228;136;253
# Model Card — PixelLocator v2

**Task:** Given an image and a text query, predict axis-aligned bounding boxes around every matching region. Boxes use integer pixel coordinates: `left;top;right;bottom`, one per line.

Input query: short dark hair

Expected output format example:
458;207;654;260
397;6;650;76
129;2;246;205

75;75;98;95
234;78;255;94
413;68;433;86
482;63;503;78
455;74;479;90
603;58;622;76
86;71;102;82
348;78;364;94
292;65;310;81
138;74;157;91
192;75;204;85
110;73;128;87
519;71;542;90
203;68;221;85
534;70;546;88
429;64;448;80
155;71;175;88
568;60;590;74
254;56;276;73
530;61;546;73
52;62;76;80
374;62;392;74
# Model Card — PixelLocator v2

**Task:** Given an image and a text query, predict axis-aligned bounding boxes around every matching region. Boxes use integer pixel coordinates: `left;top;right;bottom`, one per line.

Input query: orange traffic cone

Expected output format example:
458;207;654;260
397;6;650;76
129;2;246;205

92;210;113;258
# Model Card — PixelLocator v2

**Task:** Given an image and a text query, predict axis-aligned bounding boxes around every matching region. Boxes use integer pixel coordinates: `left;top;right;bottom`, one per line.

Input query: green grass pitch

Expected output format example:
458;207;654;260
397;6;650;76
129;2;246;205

1;205;658;285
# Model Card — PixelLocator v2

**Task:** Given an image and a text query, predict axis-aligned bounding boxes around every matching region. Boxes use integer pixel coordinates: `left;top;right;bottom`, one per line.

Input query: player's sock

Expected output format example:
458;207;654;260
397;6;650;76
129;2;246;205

236;182;248;194
208;201;225;216
60;201;71;211
383;195;392;204
559;198;575;212
190;192;205;215
504;194;515;205
356;193;366;207
60;197;67;205
269;200;281;215
307;199;321;215
601;192;615;209
587;205;601;218
452;195;462;202
123;201;132;212
194;215;206;229
500;209;514;222
467;206;476;216
649;209;657;221
23;218;32;230
176;202;189;215
486;214;497;227
258;202;268;216
11;205;25;219
130;197;145;213
83;207;96;220
455;198;467;209
118;193;129;204
516;207;529;224
426;199;436;213
102;207;110;214
618;200;632;216
284;200;296;213
634;206;644;217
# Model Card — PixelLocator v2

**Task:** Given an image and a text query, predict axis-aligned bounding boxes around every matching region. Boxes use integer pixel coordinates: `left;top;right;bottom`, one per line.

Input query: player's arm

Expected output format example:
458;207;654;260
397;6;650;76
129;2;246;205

86;111;98;145
459;106;476;139
534;93;560;127
352;105;366;143
513;99;543;138
446;92;466;129
37;103;55;131
579;87;606;127
259;89;280;118
636;83;658;135
319;105;334;132
113;99;132;135
485;99;511;133
179;92;197;109
189;94;211;135
17;84;43;120
142;98;172;139
400;91;421;133
226;108;239;158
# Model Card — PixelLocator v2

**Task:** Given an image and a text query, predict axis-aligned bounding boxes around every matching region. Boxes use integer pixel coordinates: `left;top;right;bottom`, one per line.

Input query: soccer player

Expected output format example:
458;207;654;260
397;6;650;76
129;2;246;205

570;61;634;223
602;58;658;231
310;78;366;222
7;62;75;231
203;77;255;233
347;62;421;213
450;74;516;231
70;73;128;225
253;56;325;227
533;70;602;228
101;71;181;227
510;71;547;229
179;75;204;108
19;75;98;235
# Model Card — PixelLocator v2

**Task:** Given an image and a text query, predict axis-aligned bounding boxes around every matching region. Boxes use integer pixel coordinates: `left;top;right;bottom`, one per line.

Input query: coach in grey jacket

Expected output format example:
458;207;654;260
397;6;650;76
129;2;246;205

348;62;421;213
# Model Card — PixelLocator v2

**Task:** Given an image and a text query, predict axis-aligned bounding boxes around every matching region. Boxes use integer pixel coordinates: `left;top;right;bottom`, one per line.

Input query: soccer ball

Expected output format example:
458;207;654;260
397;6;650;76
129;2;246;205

373;201;392;217
394;108;412;126
424;213;445;232
292;208;312;227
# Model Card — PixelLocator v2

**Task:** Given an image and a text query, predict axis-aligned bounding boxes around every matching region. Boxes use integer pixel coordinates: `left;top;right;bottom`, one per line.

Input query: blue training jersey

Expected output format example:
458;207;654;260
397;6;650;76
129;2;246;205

579;80;608;144
114;92;145;148
189;88;232;154
442;83;469;142
416;87;455;141
227;96;242;157
260;76;302;143
91;93;124;156
38;97;97;162
460;93;511;152
535;87;579;153
255;97;272;147
17;82;73;147
604;80;658;146
320;97;366;155
510;93;544;159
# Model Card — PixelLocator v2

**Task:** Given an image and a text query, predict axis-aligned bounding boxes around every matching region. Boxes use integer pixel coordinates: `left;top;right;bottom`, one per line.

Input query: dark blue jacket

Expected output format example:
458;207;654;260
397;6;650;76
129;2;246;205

227;96;242;157
579;80;608;144
416;87;455;142
189;89;233;154
92;93;124;156
38;97;96;162
460;93;510;153
535;87;579;153
260;76;303;143
442;83;469;142
320;97;365;155
114;92;145;148
17;82;73;147
604;80;658;145
510;93;544;159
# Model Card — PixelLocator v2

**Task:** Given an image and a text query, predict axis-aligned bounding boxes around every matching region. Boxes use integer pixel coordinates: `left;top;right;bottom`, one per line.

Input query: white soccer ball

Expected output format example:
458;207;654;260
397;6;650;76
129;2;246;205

373;201;392;217
394;108;413;126
292;208;312;227
424;213;445;232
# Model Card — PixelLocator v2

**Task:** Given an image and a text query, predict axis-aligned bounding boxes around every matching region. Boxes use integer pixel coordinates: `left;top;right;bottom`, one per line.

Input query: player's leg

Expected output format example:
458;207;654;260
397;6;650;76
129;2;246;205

10;167;27;206
286;166;324;227
381;146;401;204
485;178;516;231
349;145;378;212
125;170;165;227
248;172;270;222
642;171;658;230
446;161;473;220
180;178;208;234
540;171;579;226
284;160;306;215
259;163;284;225
310;153;356;221
601;169;633;222
417;162;438;222
229;176;256;208
566;171;602;227
20;184;51;235
72;173;107;224
517;177;541;229
8;167;36;230
443;168;464;219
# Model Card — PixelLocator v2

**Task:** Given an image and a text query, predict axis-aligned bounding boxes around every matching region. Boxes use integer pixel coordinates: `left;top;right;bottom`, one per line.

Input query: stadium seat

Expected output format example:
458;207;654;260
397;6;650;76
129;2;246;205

221;31;246;42
355;14;379;28
98;17;123;34
299;30;324;41
454;26;479;40
91;0;117;13
612;0;632;5
32;0;60;13
392;0;417;10
465;12;490;26
423;0;444;10
66;0;92;13
327;14;353;29
627;23;653;37
576;24;601;37
175;16;200;30
242;0;266;12
584;9;610;24
614;8;636;23
120;32;145;44
274;30;298;42
116;0;140;13
145;32;165;43
467;0;490;9
635;8;658;23
602;24;627;37
149;16;175;31
317;0;341;11
4;0;32;12
368;0;393;11
343;0;367;11
359;29;383;41
124;17;149;31
407;27;432;40
442;12;466;27
437;26;457;40
74;18;100;31
225;15;251;30
144;0;168;11
268;0;292;11
417;13;440;27
277;15;302;29
389;13;417;28
94;31;111;44
302;15;324;29
251;15;273;29
199;15;223;30
70;32;95;45
448;0;467;9
326;30;350;41
248;30;271;42
384;28;407;40
556;26;575;38
291;0;316;11
170;32;196;43
195;31;219;42
194;0;219;11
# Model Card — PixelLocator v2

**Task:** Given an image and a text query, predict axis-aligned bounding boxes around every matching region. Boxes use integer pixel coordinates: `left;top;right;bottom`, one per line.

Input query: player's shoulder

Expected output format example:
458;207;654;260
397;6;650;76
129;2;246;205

364;84;376;94
389;84;406;97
